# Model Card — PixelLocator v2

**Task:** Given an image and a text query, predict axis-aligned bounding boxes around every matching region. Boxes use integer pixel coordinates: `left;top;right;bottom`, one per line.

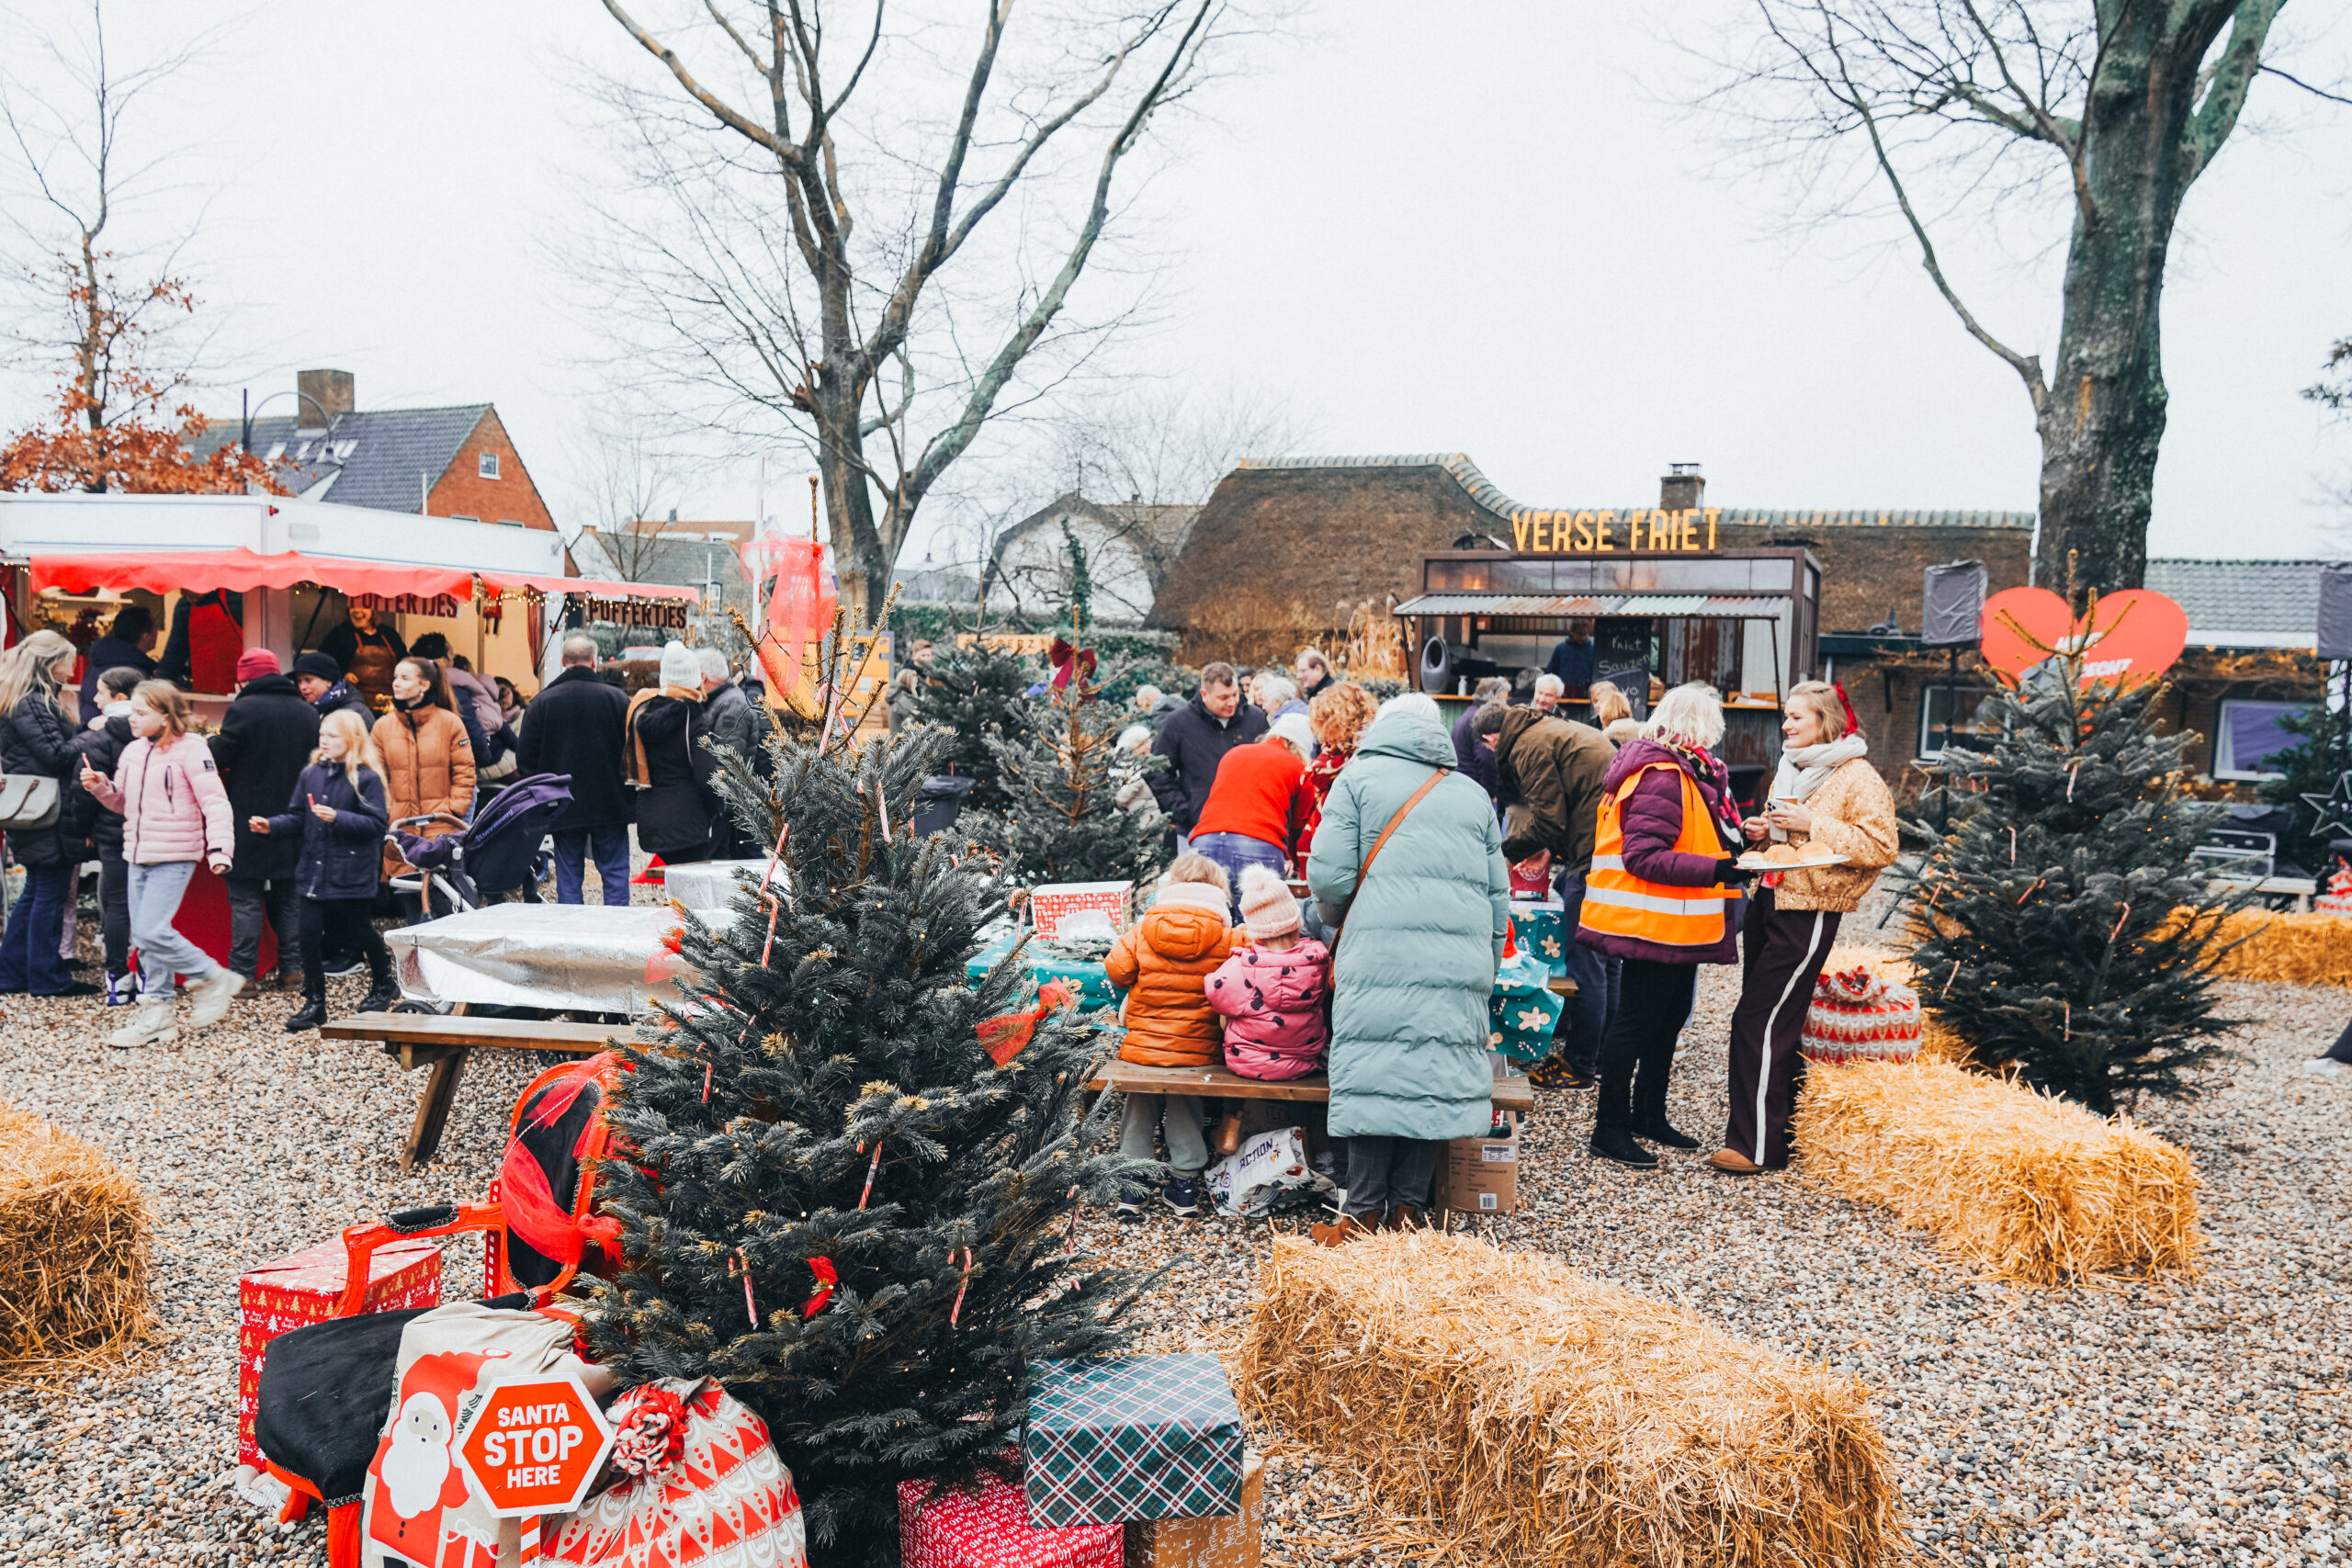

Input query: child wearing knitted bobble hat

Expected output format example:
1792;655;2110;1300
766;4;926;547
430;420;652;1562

1206;863;1331;1082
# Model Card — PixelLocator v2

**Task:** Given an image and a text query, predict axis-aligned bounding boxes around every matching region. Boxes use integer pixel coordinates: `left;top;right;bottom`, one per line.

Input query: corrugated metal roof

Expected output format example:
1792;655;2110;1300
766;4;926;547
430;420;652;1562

1393;592;1784;617
188;406;492;514
2145;558;2331;646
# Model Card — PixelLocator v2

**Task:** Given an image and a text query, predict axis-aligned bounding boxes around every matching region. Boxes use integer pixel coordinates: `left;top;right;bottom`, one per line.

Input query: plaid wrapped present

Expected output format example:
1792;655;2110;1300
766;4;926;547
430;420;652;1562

966;932;1119;1011
900;1467;1119;1568
1488;953;1566;1064
1023;1355;1243;1528
1510;897;1568;978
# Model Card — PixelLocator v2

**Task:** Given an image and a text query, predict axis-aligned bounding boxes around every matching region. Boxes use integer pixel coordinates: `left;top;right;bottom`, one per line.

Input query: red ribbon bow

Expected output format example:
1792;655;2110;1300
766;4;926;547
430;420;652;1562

1048;637;1096;692
1831;681;1861;739
611;1385;689;1478
805;1257;839;1318
976;979;1077;1066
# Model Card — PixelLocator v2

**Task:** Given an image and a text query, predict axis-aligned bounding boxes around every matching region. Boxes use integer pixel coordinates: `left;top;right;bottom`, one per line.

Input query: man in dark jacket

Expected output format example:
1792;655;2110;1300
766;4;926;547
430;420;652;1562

1295;649;1336;702
697;647;755;858
1478;700;1618;1088
292;652;378;726
518;634;634;905
210;649;322;991
1543;619;1597;697
76;604;158;715
1148;662;1268;846
1451;677;1511;800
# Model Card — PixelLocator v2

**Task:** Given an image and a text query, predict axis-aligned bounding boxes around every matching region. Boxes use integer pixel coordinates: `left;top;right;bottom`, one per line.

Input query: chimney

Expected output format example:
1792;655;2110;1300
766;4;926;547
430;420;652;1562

297;368;354;429
1659;461;1704;513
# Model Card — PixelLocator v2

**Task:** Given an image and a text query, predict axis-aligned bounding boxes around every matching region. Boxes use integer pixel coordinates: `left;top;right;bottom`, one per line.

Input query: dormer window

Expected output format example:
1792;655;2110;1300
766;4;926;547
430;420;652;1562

479;452;501;479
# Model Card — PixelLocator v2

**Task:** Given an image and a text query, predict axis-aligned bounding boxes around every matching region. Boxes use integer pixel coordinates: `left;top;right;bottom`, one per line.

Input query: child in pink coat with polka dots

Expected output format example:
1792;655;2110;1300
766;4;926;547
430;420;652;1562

1206;864;1330;1081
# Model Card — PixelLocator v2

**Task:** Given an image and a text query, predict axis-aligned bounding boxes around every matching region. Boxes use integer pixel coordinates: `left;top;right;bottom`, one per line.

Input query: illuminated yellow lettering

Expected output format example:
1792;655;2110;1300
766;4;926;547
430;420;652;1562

1570;510;1592;550
1681;510;1698;550
1512;512;1531;552
1596;511;1615;551
1705;507;1720;550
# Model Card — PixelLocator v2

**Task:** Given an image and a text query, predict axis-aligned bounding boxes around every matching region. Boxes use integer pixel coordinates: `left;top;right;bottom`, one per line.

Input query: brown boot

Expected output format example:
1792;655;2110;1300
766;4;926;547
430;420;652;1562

1213;1111;1243;1157
1309;1214;1373;1247
1706;1148;1764;1175
1382;1205;1423;1232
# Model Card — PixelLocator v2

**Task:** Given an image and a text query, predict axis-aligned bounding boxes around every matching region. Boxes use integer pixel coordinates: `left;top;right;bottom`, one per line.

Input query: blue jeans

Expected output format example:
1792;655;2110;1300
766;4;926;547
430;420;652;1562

1553;868;1622;1077
1191;831;1286;919
0;861;74;994
552;824;632;907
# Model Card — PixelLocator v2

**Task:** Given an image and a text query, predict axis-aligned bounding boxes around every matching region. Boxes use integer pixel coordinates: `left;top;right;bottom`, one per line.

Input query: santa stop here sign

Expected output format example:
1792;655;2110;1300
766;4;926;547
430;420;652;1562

453;1372;616;1517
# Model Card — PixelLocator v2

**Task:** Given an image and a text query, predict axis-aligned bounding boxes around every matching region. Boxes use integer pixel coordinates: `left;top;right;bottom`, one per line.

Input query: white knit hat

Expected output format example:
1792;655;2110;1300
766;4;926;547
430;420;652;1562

1268;711;1314;759
660;640;700;691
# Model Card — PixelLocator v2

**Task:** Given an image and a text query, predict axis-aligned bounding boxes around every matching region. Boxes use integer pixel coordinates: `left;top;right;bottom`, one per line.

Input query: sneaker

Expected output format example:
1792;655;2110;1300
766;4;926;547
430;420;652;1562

1528;1053;1596;1090
1638;1118;1701;1151
1114;1193;1146;1224
1159;1177;1200;1220
2302;1057;2348;1079
323;954;365;978
185;967;243;1029
103;973;136;1007
107;1002;178;1050
1588;1128;1659;1168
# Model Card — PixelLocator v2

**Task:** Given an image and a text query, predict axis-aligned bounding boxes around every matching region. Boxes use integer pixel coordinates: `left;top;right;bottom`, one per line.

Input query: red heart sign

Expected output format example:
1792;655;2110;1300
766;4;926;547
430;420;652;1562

1979;587;2188;688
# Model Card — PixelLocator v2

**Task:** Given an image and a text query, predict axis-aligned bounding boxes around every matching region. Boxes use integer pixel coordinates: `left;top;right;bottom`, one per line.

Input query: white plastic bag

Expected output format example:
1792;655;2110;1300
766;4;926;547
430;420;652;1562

1204;1127;1336;1217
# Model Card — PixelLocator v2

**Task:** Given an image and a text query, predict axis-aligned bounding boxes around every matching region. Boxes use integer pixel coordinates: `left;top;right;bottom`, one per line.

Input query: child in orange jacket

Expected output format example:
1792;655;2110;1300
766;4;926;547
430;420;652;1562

1105;853;1240;1221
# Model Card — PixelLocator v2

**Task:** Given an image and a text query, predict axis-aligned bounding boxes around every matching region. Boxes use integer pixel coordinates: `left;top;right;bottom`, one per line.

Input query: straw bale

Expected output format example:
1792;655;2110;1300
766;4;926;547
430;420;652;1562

0;1102;153;1363
2175;907;2352;988
1792;1060;2199;1286
1233;1231;1902;1567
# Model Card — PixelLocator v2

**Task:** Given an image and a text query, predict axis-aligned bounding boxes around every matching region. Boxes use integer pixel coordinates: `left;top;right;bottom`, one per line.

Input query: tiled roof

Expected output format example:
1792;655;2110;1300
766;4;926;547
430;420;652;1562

578;530;750;602
2145;558;2333;647
1234;455;2033;530
187;406;491;513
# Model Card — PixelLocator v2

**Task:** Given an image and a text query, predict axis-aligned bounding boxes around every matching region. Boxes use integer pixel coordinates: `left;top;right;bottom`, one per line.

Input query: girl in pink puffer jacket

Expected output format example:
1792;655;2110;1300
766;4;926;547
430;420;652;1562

1206;864;1331;1080
79;680;241;1048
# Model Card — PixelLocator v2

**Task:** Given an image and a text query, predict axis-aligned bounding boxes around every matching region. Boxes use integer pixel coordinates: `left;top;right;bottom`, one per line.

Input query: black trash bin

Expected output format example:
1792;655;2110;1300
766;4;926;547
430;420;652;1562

912;775;977;838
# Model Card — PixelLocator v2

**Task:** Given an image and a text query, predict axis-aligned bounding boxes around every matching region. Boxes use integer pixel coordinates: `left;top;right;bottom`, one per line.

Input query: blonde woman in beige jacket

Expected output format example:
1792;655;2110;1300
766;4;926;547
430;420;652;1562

1710;681;1899;1175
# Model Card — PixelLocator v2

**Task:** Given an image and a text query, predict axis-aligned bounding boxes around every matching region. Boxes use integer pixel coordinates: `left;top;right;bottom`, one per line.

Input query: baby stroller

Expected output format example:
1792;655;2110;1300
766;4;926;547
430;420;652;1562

388;772;573;915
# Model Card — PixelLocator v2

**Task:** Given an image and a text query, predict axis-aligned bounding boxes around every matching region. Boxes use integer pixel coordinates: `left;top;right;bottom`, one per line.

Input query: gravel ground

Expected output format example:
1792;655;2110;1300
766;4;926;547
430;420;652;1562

0;923;2345;1565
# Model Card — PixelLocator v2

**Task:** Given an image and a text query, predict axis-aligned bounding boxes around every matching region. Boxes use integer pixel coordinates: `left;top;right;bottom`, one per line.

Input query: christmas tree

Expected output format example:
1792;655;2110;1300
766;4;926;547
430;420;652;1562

984;654;1169;892
1904;598;2246;1114
584;617;1151;1565
909;640;1037;812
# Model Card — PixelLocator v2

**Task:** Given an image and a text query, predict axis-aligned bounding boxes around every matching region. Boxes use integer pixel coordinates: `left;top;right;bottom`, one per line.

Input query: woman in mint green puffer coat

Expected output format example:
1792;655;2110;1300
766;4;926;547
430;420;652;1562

1306;695;1511;1238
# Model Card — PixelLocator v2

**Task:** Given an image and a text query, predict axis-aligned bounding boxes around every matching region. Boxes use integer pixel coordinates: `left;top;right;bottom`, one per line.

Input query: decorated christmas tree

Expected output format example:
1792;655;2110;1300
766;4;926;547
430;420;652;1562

909;639;1036;812
584;615;1150;1565
984;646;1168;892
1904;593;2246;1114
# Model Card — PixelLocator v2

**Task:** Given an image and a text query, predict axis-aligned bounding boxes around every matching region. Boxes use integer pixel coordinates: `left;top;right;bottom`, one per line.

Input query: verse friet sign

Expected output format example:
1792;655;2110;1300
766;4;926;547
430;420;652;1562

453;1373;615;1517
1509;507;1723;555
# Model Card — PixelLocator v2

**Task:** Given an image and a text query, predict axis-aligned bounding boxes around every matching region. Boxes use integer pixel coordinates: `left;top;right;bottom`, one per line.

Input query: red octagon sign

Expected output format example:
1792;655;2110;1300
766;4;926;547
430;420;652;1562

453;1372;616;1517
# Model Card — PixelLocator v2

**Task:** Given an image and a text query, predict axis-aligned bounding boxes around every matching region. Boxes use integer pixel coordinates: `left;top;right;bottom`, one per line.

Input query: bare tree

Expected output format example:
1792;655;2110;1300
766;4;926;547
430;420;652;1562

582;0;1273;621
569;418;689;583
1700;0;2318;595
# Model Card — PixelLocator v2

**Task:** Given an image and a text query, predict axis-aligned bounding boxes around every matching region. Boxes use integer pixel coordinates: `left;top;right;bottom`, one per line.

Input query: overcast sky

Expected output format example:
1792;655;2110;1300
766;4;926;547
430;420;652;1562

3;0;2347;566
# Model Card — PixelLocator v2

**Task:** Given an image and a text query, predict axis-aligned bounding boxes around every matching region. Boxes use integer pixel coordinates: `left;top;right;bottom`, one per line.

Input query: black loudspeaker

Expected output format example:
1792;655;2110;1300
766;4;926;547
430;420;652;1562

1419;637;1453;694
2318;562;2352;661
1921;559;1989;649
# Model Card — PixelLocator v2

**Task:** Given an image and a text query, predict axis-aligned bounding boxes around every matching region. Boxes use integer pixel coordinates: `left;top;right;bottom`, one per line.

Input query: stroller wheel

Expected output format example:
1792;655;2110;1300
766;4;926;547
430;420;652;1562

390;999;441;1015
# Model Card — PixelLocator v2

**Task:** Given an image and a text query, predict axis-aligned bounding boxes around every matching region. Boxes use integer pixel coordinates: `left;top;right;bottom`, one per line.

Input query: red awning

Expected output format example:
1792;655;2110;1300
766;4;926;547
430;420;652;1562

28;548;699;604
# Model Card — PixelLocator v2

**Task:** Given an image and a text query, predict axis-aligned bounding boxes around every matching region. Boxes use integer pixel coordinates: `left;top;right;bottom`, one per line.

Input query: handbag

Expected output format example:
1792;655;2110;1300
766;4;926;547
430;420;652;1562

1329;765;1450;954
0;774;62;831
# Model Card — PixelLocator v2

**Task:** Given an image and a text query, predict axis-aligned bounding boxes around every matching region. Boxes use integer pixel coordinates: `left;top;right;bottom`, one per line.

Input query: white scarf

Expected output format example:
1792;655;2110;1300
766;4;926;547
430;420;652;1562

1770;732;1869;803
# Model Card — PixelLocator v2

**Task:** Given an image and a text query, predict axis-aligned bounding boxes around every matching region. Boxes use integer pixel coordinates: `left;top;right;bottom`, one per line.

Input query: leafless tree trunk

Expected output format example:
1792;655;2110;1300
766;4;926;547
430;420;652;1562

584;0;1265;621
1702;0;2300;596
569;421;685;582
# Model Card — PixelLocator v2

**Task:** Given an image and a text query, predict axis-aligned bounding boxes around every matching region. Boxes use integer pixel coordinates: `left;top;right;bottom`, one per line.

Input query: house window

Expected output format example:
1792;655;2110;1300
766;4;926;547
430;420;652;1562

479;452;501;479
496;519;525;528
1917;684;2000;761
2213;699;2310;781
450;514;481;525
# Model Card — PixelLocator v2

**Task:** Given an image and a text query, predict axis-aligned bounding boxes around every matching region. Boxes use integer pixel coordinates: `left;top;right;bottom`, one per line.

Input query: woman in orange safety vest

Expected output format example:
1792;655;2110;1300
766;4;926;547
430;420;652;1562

1574;682;1752;1168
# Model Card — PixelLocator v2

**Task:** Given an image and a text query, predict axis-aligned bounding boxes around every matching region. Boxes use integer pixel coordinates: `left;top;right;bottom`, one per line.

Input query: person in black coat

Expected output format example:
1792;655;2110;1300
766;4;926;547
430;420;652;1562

625;642;714;865
1147;662;1270;845
0;631;101;997
517;635;635;905
291;651;378;727
209;650;323;988
71;667;141;998
696;646;755;858
77;604;158;715
252;711;397;1031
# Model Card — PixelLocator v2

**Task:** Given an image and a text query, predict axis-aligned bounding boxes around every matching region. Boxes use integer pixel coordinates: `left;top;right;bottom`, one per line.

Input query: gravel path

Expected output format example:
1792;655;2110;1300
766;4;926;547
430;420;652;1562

1;951;2344;1565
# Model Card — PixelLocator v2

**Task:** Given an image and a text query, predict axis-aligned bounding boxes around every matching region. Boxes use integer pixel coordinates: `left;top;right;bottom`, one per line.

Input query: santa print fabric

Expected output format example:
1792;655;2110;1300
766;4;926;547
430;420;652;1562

548;1379;808;1568
899;1469;1121;1568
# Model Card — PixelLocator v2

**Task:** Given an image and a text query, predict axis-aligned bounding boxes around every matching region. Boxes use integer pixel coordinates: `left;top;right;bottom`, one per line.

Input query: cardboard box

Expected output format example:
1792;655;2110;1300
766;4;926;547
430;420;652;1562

900;1468;1121;1568
236;1236;443;1469
1434;1111;1520;1215
1123;1450;1262;1568
1031;881;1134;940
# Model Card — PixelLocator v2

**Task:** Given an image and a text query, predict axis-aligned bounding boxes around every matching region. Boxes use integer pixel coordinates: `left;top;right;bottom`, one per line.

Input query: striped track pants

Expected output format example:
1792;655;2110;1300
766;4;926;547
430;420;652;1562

1724;889;1840;1168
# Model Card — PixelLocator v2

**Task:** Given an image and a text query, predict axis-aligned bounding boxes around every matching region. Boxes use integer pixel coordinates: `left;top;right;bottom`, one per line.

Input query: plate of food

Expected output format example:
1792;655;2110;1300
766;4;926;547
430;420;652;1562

1736;842;1850;873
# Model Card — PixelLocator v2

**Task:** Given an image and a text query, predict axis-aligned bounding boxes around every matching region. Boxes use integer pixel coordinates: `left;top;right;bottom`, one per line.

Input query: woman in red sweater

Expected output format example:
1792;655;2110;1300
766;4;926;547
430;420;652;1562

1189;712;1315;918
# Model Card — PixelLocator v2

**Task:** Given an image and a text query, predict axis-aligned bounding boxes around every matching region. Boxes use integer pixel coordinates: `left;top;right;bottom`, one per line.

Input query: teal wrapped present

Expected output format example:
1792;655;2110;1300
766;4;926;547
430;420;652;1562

966;931;1120;1011
1510;897;1569;977
1488;953;1565;1063
1024;1354;1244;1528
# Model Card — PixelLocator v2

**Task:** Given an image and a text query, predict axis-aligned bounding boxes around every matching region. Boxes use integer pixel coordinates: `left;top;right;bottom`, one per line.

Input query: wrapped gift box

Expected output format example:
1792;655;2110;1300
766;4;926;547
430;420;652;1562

1024;1354;1244;1529
1487;953;1565;1064
1030;881;1134;940
900;1468;1121;1568
236;1235;442;1469
967;932;1120;1011
1509;897;1568;978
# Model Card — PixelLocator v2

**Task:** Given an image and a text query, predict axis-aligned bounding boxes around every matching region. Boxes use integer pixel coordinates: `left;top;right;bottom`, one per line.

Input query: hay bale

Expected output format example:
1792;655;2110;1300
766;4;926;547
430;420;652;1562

1233;1232;1902;1566
0;1102;153;1365
2185;907;2352;988
1792;1060;2199;1285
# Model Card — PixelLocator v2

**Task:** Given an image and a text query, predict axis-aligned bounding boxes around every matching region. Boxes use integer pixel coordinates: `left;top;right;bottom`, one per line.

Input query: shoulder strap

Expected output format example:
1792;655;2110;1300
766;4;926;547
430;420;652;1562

1334;765;1450;953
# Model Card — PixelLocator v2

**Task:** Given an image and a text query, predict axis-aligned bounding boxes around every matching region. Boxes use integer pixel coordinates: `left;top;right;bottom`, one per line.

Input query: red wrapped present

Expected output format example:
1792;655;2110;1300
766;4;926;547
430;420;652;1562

1799;966;1923;1066
1029;881;1132;941
899;1468;1121;1568
236;1236;442;1469
2316;865;2352;918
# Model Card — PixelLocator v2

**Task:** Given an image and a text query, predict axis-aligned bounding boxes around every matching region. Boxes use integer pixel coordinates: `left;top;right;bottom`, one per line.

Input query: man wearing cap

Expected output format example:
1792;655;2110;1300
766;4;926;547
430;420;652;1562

209;649;322;993
292;650;378;726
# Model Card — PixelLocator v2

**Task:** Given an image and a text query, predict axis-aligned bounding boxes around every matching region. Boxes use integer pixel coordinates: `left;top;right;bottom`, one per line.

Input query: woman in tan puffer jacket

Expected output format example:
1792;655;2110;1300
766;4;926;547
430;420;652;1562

373;657;476;886
1713;681;1898;1176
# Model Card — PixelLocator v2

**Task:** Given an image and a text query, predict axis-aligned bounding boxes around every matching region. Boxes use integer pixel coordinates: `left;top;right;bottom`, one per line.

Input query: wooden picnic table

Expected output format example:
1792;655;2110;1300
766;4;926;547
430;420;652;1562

322;1010;625;1171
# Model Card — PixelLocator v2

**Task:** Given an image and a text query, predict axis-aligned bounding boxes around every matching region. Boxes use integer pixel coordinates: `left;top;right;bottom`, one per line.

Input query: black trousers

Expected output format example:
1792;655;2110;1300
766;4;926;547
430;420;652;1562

227;875;300;980
297;896;392;1002
1594;958;1698;1134
96;852;130;976
1725;889;1840;1168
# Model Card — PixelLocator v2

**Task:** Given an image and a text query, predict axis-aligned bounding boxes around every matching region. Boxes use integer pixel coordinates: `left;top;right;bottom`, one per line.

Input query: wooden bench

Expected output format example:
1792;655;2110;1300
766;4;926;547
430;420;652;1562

1085;1059;1535;1115
322;1010;626;1171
